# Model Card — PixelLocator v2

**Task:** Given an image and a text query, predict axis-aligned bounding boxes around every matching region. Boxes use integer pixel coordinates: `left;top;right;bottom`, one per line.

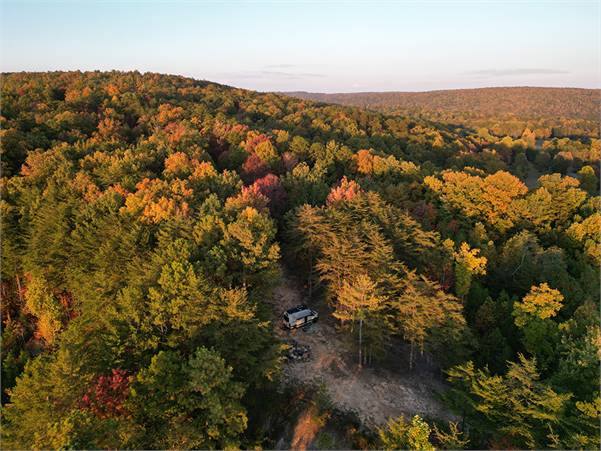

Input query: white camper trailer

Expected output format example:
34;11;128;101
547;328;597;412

282;305;318;330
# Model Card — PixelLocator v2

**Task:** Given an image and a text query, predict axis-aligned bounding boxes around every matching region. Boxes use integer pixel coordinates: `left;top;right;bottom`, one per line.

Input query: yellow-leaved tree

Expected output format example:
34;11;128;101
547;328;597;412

513;283;564;328
447;241;487;299
333;274;383;367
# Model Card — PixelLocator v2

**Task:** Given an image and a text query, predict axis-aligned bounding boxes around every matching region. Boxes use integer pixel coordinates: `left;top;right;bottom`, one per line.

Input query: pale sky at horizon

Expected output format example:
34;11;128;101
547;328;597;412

1;0;599;93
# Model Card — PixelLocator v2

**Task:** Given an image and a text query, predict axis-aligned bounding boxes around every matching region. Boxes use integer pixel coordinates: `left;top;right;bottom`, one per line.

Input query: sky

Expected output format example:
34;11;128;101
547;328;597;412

1;1;599;93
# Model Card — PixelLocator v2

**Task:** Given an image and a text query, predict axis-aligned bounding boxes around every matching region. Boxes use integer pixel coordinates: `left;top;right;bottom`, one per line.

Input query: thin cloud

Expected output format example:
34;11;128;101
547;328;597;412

265;64;297;69
466;68;570;78
219;70;325;80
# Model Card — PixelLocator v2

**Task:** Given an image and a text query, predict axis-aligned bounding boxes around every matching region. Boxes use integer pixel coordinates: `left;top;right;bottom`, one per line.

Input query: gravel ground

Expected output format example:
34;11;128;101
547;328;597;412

270;270;455;428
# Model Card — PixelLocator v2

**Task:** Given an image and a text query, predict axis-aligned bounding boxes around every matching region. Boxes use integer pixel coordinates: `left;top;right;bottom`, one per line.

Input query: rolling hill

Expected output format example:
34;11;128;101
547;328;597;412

285;87;601;121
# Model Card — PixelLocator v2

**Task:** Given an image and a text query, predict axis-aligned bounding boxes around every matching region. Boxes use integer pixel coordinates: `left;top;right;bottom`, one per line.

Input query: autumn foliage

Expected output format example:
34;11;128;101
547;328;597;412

81;369;131;419
1;71;598;451
326;176;362;205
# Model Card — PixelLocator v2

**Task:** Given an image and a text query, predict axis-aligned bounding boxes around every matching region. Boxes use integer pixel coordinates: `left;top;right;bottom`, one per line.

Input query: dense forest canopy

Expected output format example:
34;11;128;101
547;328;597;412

1;71;599;450
287;87;601;138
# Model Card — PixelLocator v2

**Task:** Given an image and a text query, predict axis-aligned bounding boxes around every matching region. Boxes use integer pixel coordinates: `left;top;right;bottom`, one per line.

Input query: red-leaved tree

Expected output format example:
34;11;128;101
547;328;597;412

326;176;362;205
81;368;131;419
241;153;269;184
253;173;287;214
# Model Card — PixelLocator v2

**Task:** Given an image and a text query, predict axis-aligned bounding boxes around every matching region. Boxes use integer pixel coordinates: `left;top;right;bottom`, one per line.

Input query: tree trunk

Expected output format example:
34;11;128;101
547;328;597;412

409;341;414;371
358;317;363;368
15;274;23;304
308;257;313;300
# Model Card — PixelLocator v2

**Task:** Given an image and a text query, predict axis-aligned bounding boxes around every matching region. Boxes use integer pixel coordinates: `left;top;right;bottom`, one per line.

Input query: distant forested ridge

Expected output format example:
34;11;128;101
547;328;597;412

1;71;599;450
287;87;601;137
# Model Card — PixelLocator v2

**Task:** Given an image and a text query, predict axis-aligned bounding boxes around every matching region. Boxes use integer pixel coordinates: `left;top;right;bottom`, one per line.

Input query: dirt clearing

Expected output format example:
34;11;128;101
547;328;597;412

270;269;454;428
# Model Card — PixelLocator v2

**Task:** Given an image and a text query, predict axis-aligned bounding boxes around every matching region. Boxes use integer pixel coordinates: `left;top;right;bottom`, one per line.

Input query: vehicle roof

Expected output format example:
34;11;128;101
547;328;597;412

285;304;308;315
284;305;315;322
